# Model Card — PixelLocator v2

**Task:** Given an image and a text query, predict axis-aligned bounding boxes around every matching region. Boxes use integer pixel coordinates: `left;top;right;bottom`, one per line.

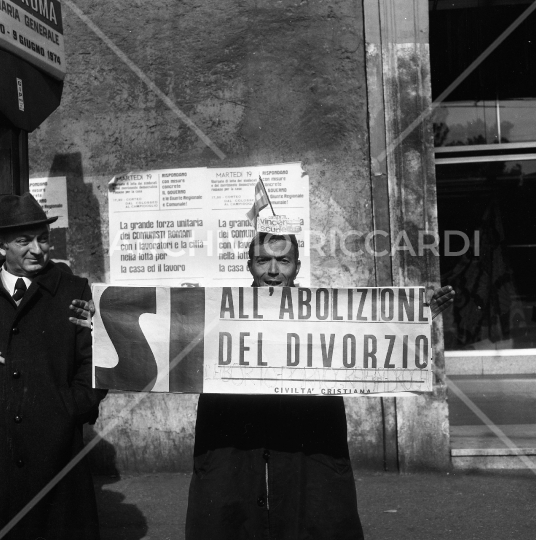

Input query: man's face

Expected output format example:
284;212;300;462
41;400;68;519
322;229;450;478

0;226;51;278
248;239;300;287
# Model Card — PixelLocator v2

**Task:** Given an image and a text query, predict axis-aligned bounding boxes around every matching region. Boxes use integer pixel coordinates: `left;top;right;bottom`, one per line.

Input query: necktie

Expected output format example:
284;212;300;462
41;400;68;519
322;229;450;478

12;278;27;302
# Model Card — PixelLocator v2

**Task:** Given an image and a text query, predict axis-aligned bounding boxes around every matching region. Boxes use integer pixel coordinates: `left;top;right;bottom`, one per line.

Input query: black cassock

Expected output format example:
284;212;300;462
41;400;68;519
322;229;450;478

186;393;364;540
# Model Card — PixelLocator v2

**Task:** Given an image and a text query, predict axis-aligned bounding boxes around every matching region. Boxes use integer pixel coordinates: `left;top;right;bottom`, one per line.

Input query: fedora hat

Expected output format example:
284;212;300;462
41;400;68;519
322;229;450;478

0;193;58;230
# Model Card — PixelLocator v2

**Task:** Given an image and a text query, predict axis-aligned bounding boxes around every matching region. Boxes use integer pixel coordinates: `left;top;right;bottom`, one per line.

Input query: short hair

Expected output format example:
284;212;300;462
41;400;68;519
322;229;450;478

248;232;300;261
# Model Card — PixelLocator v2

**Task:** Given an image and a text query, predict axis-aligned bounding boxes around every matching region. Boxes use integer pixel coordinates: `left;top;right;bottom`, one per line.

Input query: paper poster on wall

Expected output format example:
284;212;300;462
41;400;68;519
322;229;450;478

29;176;69;228
108;163;310;287
92;284;432;396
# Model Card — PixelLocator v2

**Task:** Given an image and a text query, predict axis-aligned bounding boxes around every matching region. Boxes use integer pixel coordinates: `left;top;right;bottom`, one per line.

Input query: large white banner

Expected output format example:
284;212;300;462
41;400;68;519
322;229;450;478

108;163;310;287
92;285;433;396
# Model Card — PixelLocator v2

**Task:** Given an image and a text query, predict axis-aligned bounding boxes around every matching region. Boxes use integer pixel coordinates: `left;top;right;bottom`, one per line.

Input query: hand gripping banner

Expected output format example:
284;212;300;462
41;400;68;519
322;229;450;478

92;285;433;396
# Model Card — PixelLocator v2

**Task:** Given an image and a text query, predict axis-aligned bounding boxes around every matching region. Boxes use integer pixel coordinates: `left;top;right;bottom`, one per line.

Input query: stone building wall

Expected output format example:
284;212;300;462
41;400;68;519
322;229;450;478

28;0;447;472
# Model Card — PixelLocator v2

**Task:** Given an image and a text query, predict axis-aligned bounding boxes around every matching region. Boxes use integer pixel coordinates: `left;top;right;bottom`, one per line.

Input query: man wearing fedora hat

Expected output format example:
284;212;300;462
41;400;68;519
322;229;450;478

0;193;107;540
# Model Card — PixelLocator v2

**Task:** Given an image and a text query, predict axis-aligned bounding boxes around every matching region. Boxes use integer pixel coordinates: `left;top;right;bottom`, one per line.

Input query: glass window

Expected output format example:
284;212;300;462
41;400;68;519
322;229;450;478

431;2;536;351
430;2;536;107
497;99;536;143
433;99;536;147
436;159;536;350
433;101;498;147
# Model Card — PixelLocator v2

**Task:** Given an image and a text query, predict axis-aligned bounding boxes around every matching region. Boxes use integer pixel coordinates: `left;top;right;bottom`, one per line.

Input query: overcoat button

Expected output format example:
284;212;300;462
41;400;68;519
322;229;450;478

263;450;270;461
12;327;19;335
14;415;22;423
12;370;21;379
16;459;24;467
257;496;265;507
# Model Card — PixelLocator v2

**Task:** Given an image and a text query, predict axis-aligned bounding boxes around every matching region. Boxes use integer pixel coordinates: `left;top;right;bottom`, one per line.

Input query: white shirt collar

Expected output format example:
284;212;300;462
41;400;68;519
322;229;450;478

1;265;32;297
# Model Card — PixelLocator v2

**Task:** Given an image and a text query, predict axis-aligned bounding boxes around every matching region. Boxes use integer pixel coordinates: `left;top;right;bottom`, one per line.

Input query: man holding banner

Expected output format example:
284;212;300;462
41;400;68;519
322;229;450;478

185;232;453;539
185;231;367;538
71;231;453;539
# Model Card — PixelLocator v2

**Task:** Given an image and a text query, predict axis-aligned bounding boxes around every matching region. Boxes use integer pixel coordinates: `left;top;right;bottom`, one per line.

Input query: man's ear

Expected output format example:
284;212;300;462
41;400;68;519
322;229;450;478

0;243;6;257
295;259;301;278
247;259;252;273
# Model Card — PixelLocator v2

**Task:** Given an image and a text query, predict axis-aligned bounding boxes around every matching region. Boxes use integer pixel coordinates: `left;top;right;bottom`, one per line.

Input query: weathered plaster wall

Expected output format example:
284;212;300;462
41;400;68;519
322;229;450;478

85;392;199;473
32;0;373;284
28;0;388;472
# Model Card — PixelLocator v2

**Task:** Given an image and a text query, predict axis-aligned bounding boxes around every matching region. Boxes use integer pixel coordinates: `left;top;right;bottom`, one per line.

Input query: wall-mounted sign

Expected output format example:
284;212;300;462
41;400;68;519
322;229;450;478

108;163;310;287
29;176;69;228
0;0;65;80
92;285;433;396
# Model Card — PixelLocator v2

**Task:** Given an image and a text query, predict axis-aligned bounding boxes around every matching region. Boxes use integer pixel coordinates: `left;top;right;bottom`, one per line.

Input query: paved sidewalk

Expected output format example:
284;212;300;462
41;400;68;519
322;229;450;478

95;470;536;540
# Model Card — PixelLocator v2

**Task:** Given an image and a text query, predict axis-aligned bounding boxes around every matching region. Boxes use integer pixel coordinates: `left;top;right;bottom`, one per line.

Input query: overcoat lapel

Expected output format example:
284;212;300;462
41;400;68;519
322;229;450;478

2;263;61;319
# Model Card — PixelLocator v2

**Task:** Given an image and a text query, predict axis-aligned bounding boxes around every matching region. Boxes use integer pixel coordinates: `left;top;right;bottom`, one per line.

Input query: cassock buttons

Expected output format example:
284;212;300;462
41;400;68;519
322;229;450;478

16;459;24;468
12;327;19;335
12;370;21;379
257;496;266;507
14;415;22;423
263;450;270;461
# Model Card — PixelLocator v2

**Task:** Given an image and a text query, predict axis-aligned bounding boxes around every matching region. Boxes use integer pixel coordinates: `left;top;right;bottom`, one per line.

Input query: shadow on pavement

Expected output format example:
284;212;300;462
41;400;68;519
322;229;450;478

88;431;149;540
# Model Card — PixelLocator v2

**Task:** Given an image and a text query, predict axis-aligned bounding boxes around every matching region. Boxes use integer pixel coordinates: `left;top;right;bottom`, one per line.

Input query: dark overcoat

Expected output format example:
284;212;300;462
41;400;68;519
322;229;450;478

0;262;107;540
186;394;364;540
